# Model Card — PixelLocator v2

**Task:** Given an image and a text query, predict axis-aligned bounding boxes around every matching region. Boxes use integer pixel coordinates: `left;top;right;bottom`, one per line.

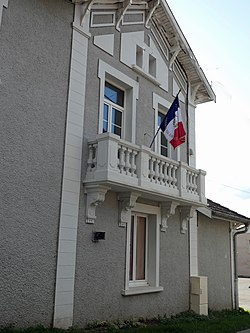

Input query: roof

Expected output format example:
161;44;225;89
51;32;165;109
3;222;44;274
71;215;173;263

207;199;250;224
152;0;216;104
72;0;216;105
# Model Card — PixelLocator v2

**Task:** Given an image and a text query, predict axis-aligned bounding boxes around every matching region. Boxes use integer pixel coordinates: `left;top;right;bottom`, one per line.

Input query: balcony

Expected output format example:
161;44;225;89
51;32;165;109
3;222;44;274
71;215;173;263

84;133;206;207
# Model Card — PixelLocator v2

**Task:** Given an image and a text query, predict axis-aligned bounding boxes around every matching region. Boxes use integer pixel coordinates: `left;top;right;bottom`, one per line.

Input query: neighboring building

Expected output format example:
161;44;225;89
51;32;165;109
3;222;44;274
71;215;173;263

2;0;245;329
198;200;250;310
237;232;250;277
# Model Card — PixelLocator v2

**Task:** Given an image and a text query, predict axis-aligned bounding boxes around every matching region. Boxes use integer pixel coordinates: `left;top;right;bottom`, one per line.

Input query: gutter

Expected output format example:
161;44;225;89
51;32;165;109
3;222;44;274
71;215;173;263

233;222;249;309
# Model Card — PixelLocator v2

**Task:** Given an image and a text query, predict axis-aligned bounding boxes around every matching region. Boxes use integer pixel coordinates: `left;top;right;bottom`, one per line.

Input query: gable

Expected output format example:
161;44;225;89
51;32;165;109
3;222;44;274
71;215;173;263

72;0;215;105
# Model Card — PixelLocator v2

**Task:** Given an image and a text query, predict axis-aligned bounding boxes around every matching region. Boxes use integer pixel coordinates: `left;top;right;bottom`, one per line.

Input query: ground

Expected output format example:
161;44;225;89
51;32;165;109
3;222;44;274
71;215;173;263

239;278;250;311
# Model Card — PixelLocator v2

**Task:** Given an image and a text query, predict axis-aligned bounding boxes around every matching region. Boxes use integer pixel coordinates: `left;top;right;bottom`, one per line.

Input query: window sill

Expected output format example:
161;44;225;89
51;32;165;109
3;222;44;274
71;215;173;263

132;65;161;86
121;286;163;296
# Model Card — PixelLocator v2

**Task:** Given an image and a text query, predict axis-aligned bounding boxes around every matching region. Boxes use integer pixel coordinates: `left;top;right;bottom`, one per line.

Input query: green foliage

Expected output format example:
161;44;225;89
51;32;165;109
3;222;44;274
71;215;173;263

1;309;250;333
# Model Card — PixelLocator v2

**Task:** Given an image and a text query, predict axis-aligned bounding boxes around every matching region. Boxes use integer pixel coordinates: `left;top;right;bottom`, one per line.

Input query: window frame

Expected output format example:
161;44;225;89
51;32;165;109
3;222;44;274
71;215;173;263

157;110;169;158
122;203;163;296
129;213;148;288
153;93;180;161
103;81;125;137
98;60;139;144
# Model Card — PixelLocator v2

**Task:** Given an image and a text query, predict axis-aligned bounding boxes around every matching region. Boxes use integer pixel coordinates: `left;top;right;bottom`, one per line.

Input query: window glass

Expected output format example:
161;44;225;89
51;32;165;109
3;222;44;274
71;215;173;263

104;82;124;107
158;112;168;157
136;217;146;280
111;108;122;136
103;104;109;133
129;215;147;282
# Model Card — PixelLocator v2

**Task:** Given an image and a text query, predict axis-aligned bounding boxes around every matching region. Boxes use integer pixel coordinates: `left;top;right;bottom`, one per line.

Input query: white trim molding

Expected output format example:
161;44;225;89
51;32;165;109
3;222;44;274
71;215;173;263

98;59;139;144
53;6;89;328
0;0;8;29
123;203;163;295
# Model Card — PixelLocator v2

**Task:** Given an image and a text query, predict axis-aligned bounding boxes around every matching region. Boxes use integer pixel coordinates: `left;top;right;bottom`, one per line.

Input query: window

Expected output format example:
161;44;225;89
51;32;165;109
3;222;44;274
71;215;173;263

158;111;168;157
153;93;179;161
136;45;143;68
103;82;124;137
122;203;163;296
98;60;139;143
149;54;156;77
129;214;148;286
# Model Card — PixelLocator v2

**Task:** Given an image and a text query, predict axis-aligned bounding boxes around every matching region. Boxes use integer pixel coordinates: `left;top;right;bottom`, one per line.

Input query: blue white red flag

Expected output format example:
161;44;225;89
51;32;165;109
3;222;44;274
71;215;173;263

160;96;186;149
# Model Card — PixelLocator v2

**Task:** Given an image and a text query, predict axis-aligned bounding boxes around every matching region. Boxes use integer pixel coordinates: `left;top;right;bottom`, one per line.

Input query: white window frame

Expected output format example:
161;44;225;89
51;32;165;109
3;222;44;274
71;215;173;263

98;59;139;144
98;60;139;144
153;93;180;161
122;203;163;296
103;81;125;137
129;213;148;288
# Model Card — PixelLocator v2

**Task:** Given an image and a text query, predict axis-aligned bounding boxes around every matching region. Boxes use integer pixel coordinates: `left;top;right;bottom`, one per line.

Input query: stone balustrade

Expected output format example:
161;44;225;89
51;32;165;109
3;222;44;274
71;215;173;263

84;133;206;205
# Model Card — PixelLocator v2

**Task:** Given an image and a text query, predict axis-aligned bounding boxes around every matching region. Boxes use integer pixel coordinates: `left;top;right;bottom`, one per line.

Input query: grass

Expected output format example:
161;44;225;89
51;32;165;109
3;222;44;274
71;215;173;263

1;309;250;333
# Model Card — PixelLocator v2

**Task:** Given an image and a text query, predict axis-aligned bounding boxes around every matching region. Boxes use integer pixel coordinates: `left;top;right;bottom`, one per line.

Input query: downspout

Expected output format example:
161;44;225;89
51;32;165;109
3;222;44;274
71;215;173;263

233;222;249;309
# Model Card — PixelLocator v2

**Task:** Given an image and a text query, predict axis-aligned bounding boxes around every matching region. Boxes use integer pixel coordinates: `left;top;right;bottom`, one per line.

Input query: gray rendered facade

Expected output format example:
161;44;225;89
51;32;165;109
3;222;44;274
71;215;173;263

0;0;73;327
197;213;233;310
74;21;190;326
1;0;235;329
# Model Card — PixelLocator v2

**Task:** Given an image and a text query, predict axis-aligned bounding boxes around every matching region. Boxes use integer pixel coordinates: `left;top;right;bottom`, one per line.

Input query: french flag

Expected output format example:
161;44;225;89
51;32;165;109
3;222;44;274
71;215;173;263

160;96;186;149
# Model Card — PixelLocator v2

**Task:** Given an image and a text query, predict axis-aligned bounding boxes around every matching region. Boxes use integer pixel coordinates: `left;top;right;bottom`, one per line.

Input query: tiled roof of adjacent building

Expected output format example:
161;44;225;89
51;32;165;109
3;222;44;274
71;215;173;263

207;199;250;224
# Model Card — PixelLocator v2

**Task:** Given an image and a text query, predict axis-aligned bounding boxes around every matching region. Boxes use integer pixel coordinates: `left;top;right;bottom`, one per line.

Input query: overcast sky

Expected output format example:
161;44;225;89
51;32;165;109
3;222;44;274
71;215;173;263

167;0;250;217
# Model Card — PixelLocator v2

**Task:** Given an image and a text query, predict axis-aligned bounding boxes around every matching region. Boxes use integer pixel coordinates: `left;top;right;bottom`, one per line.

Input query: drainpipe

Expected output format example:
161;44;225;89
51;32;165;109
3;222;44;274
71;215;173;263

233;222;249;309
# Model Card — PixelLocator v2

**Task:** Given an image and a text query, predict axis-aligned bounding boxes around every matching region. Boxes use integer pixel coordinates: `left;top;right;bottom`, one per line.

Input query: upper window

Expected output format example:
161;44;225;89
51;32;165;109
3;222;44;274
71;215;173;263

103;82;124;137
98;60;139;143
158;111;168;157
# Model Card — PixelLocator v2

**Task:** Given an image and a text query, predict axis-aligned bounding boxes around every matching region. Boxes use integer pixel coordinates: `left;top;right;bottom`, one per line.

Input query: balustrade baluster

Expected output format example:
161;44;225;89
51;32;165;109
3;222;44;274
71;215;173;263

173;165;178;188
169;164;174;187
118;145;125;174
163;162;169;186
130;150;137;177
158;160;164;184
87;144;95;171
154;158;159;183
149;157;154;181
124;148;131;175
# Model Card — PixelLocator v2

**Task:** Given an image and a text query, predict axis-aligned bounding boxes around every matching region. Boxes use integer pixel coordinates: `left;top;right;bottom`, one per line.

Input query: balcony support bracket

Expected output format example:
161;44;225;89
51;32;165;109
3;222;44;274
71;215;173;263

161;201;179;232
85;185;110;224
180;205;196;234
118;192;140;227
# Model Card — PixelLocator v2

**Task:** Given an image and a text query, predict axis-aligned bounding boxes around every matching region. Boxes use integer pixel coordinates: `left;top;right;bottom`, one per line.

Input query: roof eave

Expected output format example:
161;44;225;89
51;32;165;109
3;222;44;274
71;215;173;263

159;0;216;104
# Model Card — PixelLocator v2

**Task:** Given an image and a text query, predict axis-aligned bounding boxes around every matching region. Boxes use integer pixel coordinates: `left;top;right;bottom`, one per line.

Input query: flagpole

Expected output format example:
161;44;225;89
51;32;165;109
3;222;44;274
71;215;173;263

149;89;182;149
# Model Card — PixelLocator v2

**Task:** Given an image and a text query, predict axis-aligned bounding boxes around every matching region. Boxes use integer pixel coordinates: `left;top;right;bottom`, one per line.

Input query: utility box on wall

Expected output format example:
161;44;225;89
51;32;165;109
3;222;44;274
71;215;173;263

190;276;208;315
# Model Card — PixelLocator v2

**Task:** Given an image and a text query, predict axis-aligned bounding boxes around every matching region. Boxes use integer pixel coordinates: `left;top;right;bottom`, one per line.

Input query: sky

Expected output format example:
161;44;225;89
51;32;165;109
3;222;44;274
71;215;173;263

167;0;250;217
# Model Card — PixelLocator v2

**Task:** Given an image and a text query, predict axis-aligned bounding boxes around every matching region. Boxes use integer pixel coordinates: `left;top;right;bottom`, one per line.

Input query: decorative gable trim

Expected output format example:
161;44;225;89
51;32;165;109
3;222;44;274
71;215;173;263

0;0;8;29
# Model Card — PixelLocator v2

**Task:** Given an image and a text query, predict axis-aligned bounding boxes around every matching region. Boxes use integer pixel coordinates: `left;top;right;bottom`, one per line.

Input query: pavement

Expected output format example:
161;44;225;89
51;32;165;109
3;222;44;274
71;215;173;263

239;278;250;311
238;278;250;333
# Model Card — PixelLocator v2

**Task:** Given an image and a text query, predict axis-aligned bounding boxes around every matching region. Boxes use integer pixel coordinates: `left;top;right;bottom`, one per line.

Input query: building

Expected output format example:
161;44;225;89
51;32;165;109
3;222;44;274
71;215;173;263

198;200;250;310
1;0;244;329
237;232;250;278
